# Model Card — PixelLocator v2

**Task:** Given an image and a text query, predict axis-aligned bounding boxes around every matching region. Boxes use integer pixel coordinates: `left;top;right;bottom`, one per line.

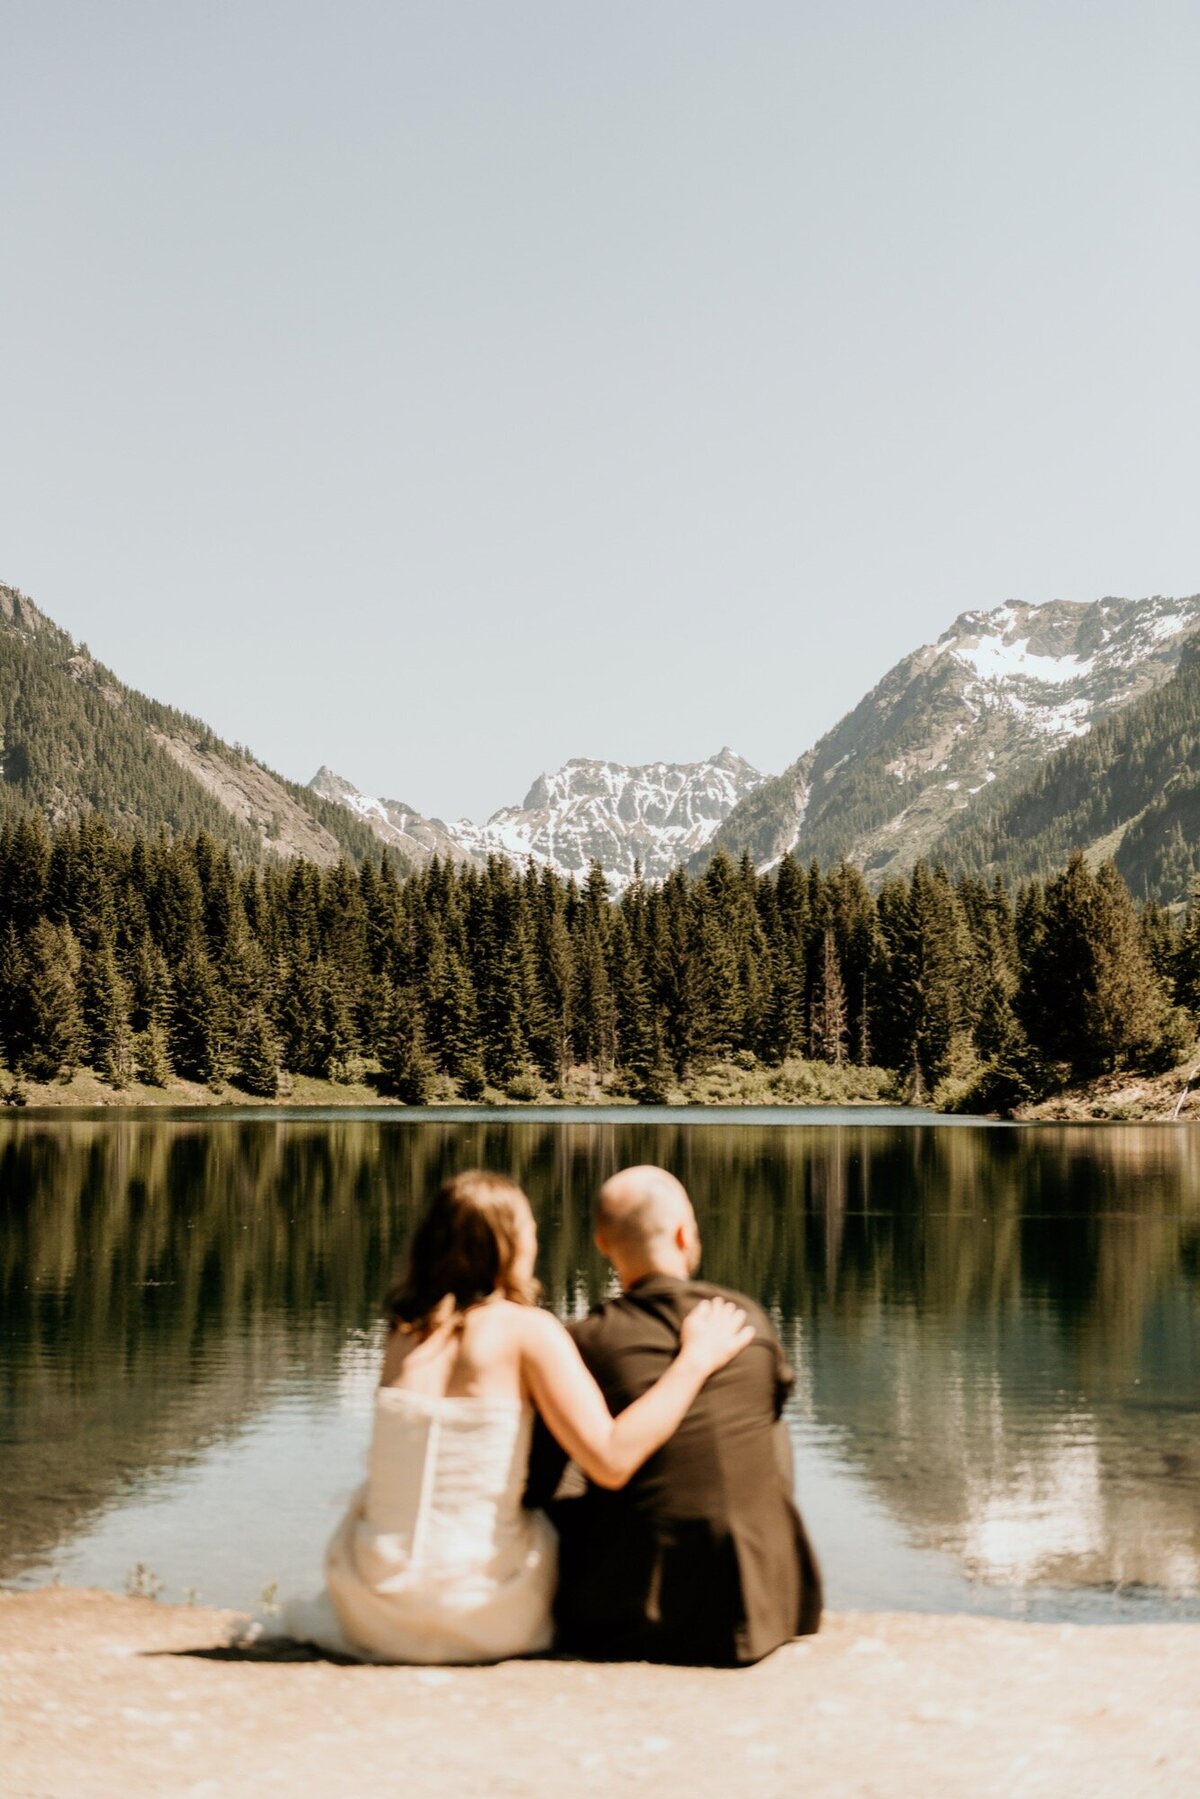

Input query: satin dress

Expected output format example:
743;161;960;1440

285;1387;558;1664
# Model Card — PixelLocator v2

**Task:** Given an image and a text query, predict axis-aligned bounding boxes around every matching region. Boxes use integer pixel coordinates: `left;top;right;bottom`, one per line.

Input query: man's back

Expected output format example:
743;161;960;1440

527;1274;822;1665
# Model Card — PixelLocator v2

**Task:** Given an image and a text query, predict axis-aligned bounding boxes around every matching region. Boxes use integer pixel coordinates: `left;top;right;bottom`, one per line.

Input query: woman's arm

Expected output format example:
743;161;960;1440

519;1298;754;1490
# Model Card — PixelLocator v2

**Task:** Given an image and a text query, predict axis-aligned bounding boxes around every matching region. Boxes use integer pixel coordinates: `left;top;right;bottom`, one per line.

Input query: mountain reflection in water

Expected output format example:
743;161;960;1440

2;1112;1198;1620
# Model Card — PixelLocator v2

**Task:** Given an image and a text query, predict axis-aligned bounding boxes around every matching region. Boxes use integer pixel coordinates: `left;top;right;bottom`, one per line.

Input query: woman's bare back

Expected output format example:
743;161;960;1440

379;1299;528;1404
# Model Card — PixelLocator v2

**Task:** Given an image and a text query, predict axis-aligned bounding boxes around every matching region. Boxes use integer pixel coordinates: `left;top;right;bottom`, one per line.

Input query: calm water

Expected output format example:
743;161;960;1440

2;1107;1198;1623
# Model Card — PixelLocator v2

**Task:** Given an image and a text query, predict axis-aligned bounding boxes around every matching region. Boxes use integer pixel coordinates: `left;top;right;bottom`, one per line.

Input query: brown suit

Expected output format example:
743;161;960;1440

524;1275;822;1665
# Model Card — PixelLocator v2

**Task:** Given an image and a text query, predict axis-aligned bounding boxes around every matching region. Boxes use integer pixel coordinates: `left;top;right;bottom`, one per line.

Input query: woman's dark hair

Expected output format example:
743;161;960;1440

383;1171;540;1335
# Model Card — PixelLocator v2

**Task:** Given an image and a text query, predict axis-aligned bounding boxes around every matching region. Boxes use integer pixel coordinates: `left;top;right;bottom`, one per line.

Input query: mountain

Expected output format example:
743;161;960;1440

11;575;1200;895
928;631;1200;904
312;748;766;887
0;584;399;867
308;766;474;866
697;594;1200;883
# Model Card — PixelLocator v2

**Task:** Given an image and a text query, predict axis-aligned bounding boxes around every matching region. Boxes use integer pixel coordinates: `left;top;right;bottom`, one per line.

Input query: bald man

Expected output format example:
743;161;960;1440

525;1166;822;1665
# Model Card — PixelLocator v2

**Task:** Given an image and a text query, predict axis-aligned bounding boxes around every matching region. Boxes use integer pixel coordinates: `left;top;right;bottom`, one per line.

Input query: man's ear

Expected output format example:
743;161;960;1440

594;1228;610;1258
673;1221;688;1252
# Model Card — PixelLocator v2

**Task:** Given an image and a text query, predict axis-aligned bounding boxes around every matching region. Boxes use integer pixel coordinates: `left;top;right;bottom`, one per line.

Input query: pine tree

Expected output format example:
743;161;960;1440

420;924;483;1080
1173;876;1200;1016
21;920;84;1080
79;934;133;1084
457;1054;488;1101
535;888;574;1085
1088;863;1177;1071
609;910;655;1080
238;1004;280;1098
652;870;701;1077
481;938;527;1088
1026;854;1175;1075
809;928;848;1065
274;956;321;1075
170;942;228;1084
0;923;29;1070
135;1020;173;1087
128;936;173;1036
573;922;616;1077
315;962;359;1082
378;986;435;1104
876;864;974;1086
0;814;50;932
761;939;806;1062
80;935;134;1087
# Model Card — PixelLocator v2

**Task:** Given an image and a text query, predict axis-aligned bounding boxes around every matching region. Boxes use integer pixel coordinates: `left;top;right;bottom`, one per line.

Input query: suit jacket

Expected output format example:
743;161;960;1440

524;1275;822;1665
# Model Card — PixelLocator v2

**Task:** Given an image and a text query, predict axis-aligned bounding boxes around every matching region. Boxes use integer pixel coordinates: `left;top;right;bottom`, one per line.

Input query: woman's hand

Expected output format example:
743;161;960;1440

677;1297;755;1379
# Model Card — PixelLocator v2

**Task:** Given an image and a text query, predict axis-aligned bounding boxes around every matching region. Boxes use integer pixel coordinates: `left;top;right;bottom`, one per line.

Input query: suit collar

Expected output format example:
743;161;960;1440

624;1272;690;1297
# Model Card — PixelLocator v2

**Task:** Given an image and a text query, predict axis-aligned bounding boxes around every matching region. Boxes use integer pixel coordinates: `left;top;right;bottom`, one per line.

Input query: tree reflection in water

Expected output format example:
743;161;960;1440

2;1114;1198;1610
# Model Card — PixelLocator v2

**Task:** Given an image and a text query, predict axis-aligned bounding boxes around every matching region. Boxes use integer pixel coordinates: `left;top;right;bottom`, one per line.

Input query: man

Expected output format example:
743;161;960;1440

525;1165;822;1665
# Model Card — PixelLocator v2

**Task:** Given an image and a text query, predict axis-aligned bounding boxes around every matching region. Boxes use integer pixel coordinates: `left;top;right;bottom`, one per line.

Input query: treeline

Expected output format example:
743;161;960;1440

0;810;1197;1112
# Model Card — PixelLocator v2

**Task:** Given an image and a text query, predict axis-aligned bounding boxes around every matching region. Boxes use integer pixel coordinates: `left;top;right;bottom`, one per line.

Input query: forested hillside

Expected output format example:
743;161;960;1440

698;595;1200;884
1;808;1193;1116
0;586;401;868
932;635;1200;903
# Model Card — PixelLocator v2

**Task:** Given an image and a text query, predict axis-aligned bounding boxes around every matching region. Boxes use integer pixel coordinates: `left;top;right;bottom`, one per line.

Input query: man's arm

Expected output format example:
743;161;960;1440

523;1314;596;1508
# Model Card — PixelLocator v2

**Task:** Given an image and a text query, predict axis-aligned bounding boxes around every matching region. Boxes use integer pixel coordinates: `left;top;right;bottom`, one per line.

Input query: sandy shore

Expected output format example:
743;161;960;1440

2;1590;1197;1797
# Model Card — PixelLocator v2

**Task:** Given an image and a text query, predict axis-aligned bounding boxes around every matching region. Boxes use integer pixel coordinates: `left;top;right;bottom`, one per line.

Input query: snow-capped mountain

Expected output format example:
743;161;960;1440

308;767;473;866
699;593;1200;882
310;749;766;887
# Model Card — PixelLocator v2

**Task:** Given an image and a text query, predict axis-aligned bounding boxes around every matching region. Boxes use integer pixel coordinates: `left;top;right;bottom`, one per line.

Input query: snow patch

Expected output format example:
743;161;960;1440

948;637;1096;686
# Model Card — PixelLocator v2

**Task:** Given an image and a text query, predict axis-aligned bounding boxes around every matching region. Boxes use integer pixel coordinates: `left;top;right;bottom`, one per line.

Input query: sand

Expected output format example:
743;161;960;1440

2;1590;1198;1798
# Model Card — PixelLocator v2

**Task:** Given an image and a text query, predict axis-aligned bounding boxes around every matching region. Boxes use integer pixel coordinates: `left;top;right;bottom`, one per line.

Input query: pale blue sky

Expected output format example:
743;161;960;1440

2;2;1197;819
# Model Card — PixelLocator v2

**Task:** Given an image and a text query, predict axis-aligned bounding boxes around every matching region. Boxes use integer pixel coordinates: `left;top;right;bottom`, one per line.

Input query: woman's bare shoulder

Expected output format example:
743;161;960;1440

505;1303;568;1352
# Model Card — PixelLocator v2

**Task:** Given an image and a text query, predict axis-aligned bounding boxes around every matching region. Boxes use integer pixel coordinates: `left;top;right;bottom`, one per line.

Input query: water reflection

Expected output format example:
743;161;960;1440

2;1113;1198;1617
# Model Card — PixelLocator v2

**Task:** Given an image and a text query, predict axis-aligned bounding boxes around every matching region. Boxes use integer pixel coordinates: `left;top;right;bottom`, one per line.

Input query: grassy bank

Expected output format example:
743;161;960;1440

0;1056;896;1111
6;1054;1194;1119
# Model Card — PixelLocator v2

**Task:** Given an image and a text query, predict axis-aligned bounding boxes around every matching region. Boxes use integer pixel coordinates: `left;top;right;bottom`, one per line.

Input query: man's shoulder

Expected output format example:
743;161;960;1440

573;1279;774;1338
679;1279;775;1337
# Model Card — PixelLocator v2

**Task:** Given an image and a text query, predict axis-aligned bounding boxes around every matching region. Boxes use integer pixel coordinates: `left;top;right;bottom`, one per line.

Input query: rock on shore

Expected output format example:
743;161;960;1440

1;1588;1197;1798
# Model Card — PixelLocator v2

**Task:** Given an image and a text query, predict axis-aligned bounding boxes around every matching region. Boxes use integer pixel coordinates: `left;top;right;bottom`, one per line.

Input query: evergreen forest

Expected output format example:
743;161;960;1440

1;808;1196;1115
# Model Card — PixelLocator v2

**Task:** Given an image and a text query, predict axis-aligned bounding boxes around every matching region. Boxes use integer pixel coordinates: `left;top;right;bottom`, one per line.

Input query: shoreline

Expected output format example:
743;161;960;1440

2;1091;1198;1123
3;1055;1200;1123
3;1588;1196;1797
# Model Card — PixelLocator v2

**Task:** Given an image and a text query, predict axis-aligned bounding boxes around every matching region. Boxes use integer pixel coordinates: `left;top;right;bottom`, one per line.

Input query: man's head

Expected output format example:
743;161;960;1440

595;1165;701;1288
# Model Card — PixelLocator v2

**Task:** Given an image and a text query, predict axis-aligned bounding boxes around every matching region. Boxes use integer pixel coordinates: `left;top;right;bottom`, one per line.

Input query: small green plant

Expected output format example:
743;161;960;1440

124;1562;164;1600
259;1579;280;1616
504;1067;544;1103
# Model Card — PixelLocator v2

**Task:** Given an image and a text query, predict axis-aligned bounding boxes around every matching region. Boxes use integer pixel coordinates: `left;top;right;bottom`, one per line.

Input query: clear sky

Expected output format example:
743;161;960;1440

2;3;1198;821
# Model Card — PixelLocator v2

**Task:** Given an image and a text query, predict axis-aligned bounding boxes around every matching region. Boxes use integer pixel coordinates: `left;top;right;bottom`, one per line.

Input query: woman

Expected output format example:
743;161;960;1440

286;1169;753;1664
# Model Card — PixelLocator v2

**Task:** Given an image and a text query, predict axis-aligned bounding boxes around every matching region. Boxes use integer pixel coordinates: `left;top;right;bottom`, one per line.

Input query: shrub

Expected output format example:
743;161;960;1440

504;1067;544;1103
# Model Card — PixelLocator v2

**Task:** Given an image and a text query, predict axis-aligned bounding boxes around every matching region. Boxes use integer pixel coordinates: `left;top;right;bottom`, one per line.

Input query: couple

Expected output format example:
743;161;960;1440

287;1165;821;1666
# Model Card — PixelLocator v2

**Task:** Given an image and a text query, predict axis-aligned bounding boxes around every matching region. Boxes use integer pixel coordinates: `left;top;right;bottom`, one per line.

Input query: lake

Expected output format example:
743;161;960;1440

2;1107;1198;1624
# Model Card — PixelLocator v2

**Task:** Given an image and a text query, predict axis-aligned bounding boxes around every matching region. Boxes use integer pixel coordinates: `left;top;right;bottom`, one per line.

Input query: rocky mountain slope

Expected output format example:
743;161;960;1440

10;577;1200;894
308;766;474;867
312;749;765;887
697;594;1200;883
929;630;1200;904
0;585;396;867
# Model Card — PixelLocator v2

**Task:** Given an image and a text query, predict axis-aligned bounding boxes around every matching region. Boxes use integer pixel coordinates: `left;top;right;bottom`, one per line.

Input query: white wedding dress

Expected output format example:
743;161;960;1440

284;1387;558;1664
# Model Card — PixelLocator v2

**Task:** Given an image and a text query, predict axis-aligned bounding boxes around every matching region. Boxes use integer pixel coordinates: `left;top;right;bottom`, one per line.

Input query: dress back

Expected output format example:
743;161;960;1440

312;1386;557;1663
